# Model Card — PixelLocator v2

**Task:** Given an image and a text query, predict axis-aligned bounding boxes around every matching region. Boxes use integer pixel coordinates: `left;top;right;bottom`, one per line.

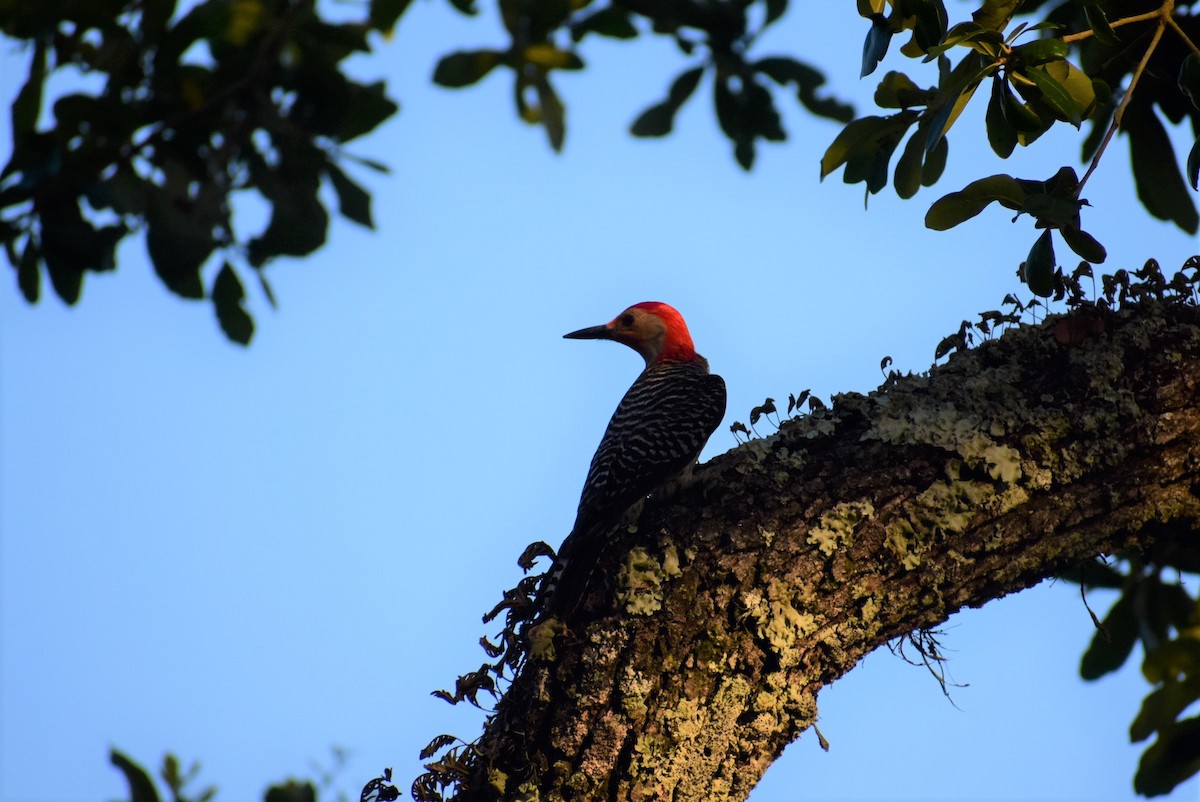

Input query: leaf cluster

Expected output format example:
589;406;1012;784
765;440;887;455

432;0;854;168
109;748;330;802
0;0;405;343
728;390;826;442
823;0;1200;298
1063;538;1200;797
407;540;557;802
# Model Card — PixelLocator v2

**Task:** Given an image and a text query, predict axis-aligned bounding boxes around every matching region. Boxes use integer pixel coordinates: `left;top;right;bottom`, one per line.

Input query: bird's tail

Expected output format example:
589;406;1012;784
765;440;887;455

534;524;613;620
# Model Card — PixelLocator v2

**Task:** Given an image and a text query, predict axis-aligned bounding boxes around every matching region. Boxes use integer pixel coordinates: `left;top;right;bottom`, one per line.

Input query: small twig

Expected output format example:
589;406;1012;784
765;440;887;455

1080;579;1110;640
1075;12;1167;197
1165;14;1200;60
1061;7;1165;44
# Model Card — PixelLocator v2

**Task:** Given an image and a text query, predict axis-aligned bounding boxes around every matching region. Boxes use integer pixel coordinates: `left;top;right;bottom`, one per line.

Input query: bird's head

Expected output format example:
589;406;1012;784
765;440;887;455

564;301;699;366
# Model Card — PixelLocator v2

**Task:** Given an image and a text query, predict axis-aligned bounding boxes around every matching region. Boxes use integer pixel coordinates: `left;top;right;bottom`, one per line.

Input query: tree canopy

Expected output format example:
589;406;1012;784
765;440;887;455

1;0;1197;341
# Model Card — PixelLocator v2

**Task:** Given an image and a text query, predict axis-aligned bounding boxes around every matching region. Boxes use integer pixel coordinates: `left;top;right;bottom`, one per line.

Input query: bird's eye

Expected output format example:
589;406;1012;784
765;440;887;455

620;313;635;327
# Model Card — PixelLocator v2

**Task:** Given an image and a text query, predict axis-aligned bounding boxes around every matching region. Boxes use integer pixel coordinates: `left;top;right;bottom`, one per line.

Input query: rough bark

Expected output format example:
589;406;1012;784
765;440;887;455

463;301;1200;802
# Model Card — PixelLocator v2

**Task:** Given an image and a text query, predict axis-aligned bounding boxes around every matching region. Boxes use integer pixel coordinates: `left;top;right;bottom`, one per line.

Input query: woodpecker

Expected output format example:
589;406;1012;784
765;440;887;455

539;301;727;618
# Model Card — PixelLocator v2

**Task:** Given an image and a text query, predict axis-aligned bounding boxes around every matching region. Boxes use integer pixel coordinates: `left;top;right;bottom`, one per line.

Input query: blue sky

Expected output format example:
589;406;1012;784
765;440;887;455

2;3;1199;801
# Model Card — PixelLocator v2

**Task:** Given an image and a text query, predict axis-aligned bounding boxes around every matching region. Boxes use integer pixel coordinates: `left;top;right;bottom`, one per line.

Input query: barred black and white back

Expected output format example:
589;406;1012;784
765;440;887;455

538;357;726;618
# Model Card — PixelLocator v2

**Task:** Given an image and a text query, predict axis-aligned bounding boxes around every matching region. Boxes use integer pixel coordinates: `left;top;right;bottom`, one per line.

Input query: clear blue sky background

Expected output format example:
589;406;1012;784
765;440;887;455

3;3;1199;801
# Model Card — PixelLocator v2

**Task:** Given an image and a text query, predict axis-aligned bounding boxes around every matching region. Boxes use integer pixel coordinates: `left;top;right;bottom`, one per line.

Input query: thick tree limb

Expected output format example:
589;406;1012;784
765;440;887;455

462;301;1200;802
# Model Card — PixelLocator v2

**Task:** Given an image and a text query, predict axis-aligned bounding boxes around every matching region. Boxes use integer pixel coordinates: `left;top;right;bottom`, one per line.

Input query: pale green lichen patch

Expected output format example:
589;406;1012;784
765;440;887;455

626;675;750;800
860;594;880;624
749;671;820;743
744;579;818;656
806;500;875;556
661;543;682;577
617;547;667;615
527;618;568;663
884;478;999;569
619;665;654;719
867;400;1029;484
511;780;540;802
885;518;922;570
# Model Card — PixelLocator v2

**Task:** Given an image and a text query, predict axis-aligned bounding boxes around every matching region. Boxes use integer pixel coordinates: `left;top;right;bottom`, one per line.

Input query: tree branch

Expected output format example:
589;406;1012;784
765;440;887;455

1076;12;1167;197
451;301;1200;802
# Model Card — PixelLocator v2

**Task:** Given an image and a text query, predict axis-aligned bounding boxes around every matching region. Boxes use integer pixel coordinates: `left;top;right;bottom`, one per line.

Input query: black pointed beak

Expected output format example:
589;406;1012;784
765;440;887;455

563;323;613;341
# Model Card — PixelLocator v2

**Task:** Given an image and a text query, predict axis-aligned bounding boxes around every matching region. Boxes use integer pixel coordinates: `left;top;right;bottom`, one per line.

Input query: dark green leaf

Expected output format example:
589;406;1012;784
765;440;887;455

713;76;742;142
52;93;101;135
1005;81;1048;134
1126;104;1199;234
265;780;317;802
986;77;1017;158
12;40;46;143
370;0;413;32
38;196;121;304
143;0;179;43
336;81;400;143
255;268;277;310
631;67;702;137
342;152;392;174
1187;136;1199;191
924;51;991;154
86;166;148;217
536;76;565;152
433;51;502;88
1022;63;1083;126
1080;590;1138;680
1144;637;1200;685
921;134;948;185
1165;584;1197;631
757;57;854;122
972;0;1021;31
1060;224;1107;264
445;0;476;14
668;66;704;107
247;193;328;267
851;123;906;194
326;163;374;228
1024;228;1057;297
213;262;253;345
765;0;788;25
1012;37;1069;67
1058;559;1126;589
894;130;925;198
734;141;755;171
874;71;929;108
1134;716;1200;797
824;112;915;193
145;187;212;298
1180;54;1200;112
630;102;676;137
922;21;985;60
924;173;1025;229
571;6;637;40
1132;678;1200;743
514;0;572;42
17;235;39;302
745;78;785;142
861;15;892;78
110;749;162;802
822;116;893;178
1084;4;1119;46
1020;193;1083;230
1081;82;1114;160
907;0;948;52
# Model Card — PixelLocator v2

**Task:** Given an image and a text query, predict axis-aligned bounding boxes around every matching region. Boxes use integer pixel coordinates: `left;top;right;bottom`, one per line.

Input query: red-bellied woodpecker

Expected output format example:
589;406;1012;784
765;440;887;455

539;301;727;618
